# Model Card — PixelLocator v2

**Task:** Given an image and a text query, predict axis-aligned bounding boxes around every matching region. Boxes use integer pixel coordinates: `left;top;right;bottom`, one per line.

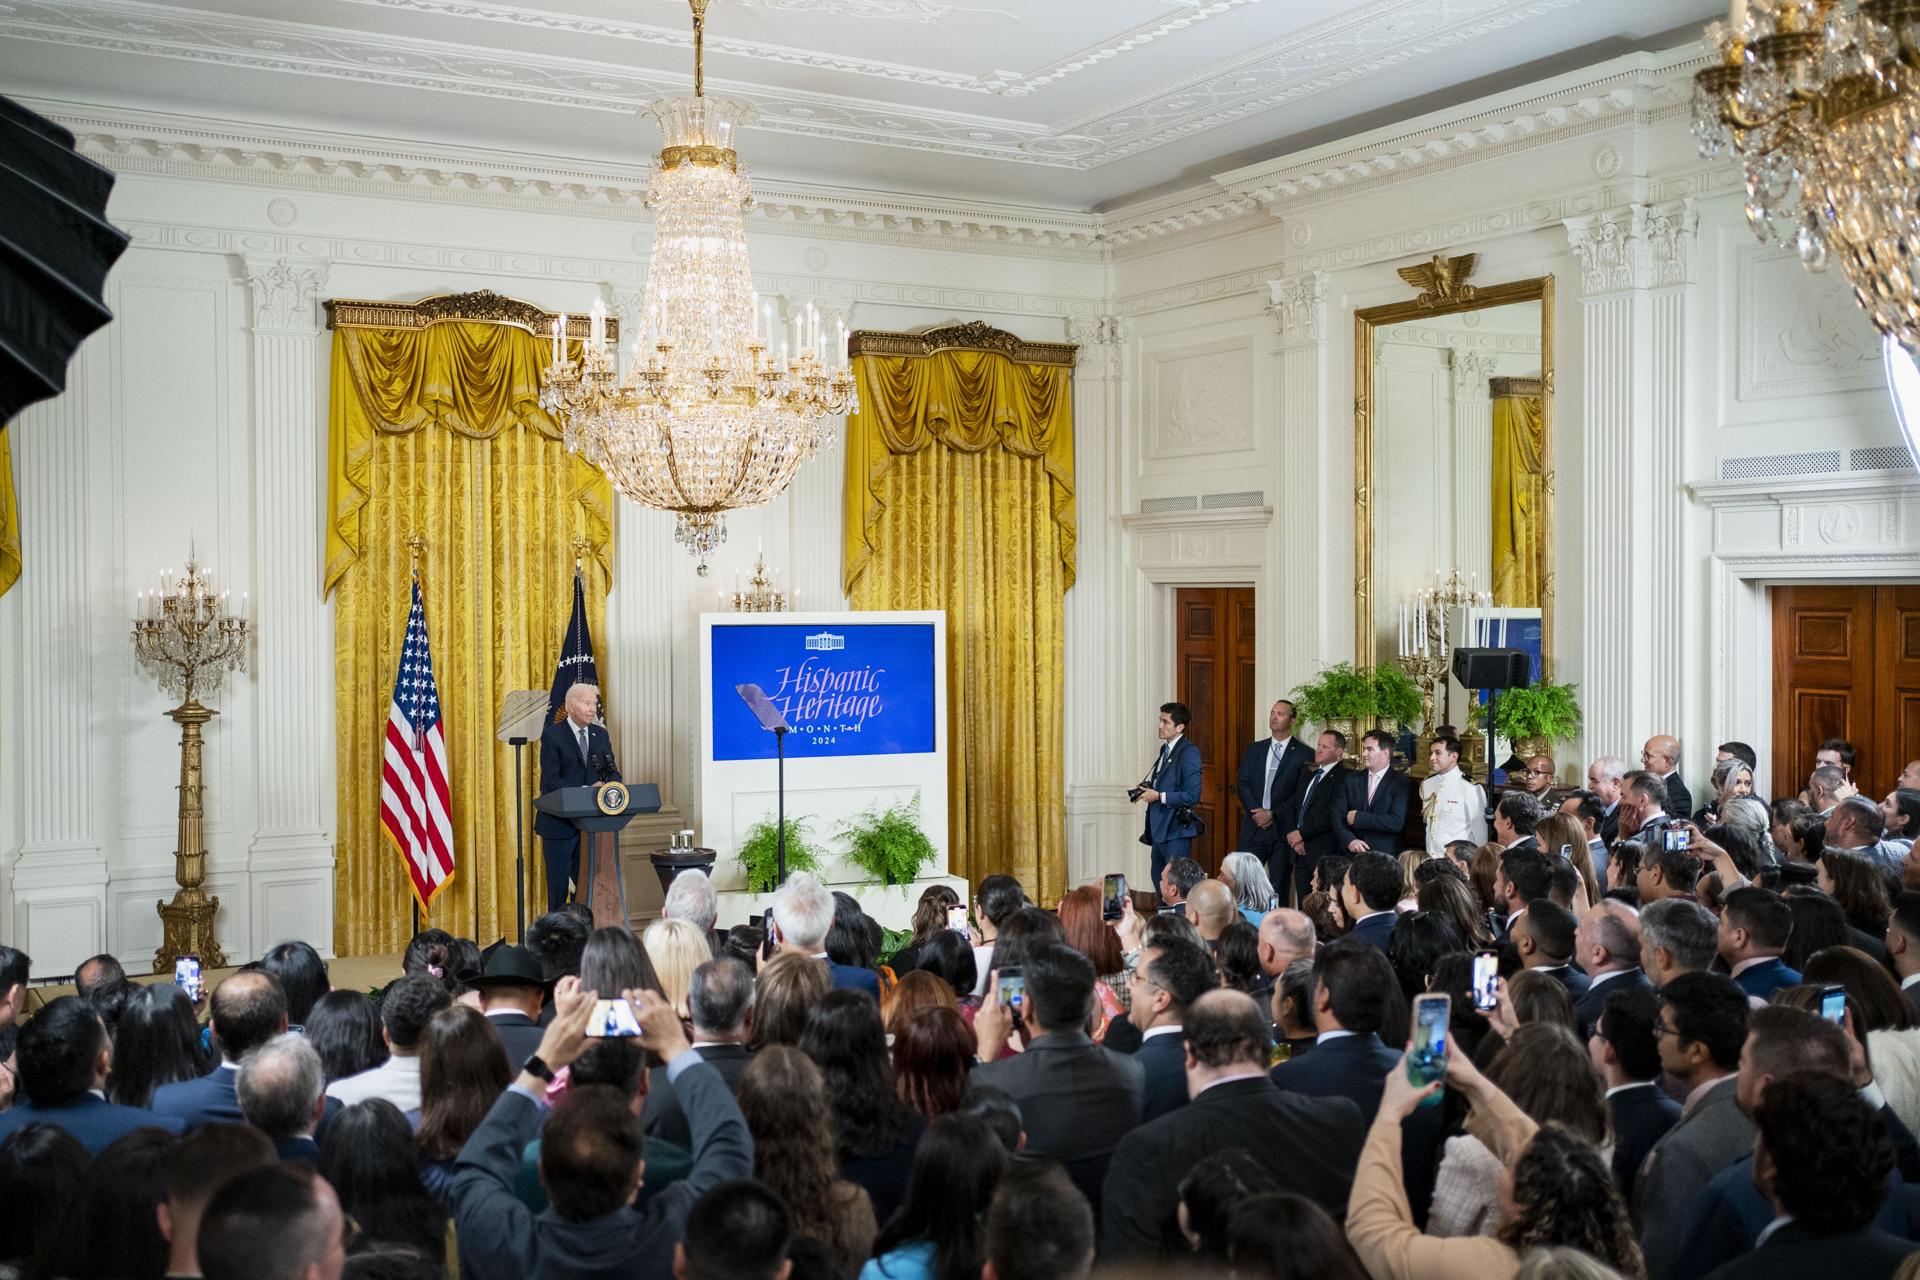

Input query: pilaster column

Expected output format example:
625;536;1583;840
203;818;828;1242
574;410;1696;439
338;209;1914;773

1564;200;1698;759
7;338;107;972
1450;348;1496;585
1063;316;1131;885
1268;272;1329;689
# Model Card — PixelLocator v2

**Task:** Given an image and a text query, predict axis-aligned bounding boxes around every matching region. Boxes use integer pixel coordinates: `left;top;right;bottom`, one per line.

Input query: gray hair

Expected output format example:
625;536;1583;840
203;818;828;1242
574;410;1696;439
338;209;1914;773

1640;898;1718;976
770;871;834;952
1834;794;1886;840
1711;757;1753;801
689;956;755;1035
662;869;718;934
236;1033;324;1140
1810;764;1847;797
1221;852;1277;914
1721;795;1769;836
1589;756;1628;784
1513;1247;1627;1280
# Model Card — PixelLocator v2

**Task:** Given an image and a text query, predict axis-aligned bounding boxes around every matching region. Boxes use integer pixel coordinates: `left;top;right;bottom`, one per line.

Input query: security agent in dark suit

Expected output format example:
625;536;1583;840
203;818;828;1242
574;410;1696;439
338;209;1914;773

1237;699;1313;882
1137;702;1204;897
1121;935;1219;1123
0;997;186;1155
972;940;1146;1221
1282;730;1351;904
1332;729;1412;856
464;944;551;1072
449;984;754;1280
1268;939;1446;1225
1592;985;1681;1203
536;681;622;914
1101;989;1366;1261
1698;1072;1916;1280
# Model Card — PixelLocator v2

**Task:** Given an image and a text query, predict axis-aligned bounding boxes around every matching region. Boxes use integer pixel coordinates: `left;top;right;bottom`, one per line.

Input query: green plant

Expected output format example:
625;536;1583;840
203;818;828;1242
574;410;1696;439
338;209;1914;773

1476;679;1583;743
836;792;938;887
736;815;823;893
1371;663;1423;727
878;926;913;967
1290;661;1378;724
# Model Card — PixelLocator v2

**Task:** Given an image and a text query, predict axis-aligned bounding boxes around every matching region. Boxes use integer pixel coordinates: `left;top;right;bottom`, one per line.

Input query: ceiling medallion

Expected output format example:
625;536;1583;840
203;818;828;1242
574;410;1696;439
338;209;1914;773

540;0;856;574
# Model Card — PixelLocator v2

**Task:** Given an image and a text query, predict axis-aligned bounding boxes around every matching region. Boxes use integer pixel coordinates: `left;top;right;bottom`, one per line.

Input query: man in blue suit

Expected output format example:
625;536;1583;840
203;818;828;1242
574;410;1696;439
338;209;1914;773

1122;935;1218;1121
769;871;880;998
0;997;183;1153
154;969;289;1129
536;681;622;913
1332;730;1411;855
1138;702;1204;899
1718;887;1802;1001
1338;853;1402;952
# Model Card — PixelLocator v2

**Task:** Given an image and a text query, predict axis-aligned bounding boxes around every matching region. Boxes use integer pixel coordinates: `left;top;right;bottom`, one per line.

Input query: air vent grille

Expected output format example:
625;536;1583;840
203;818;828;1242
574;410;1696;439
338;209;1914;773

1718;451;1842;480
1201;490;1265;510
1140;496;1197;514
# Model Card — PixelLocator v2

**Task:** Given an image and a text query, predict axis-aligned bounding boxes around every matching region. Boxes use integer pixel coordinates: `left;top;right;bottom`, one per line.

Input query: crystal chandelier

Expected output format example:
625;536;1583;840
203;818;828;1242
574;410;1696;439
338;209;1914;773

541;0;856;574
1692;0;1920;363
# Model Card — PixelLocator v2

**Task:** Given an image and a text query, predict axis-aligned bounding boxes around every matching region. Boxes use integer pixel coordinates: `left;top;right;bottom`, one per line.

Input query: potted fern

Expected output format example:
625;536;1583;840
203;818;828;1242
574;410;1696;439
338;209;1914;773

737;814;823;894
1371;663;1424;733
837;792;938;887
1291;662;1377;765
1476;678;1583;761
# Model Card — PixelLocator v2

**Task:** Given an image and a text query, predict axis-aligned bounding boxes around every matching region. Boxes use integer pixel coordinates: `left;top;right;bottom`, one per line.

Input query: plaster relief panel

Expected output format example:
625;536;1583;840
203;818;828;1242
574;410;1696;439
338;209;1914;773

1147;339;1254;461
1739;247;1884;401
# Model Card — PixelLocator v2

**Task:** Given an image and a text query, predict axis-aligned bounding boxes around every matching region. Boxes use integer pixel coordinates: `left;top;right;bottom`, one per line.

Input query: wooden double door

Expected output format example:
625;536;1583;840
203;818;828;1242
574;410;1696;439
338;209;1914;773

1173;587;1258;876
1772;585;1920;796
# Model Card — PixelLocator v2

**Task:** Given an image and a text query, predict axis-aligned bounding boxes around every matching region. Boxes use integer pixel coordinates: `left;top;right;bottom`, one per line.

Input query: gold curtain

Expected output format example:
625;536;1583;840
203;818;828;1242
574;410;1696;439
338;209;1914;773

1491;392;1545;607
0;425;18;599
842;346;1075;902
326;321;611;955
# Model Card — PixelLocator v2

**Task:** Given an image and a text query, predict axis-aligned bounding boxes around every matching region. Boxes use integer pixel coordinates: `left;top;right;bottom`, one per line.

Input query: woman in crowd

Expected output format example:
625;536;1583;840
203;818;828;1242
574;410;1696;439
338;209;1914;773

1427;1023;1609;1238
1885;789;1920;848
1428;952;1496;1066
913;932;980;1025
1229;1192;1368;1280
446;938;484;1010
861;1114;1009;1280
402;926;459;996
1217;921;1263;995
415;1005;511;1202
802;989;927;1224
0;1126;88;1279
1470;845;1504;921
1787;812;1828;866
1348;1046;1645;1279
1801;946;1920;1132
1720;797;1776;861
1221;851;1281;925
1176;1149;1279;1263
642;917;710;1018
888;885;962;977
884;970;958;1039
105;982;210;1109
1696;757;1755;826
1274;960;1320;1060
1057;886;1129;1037
892;1005;973;1120
738;1046;877;1274
1819;850;1894;940
1504;971;1577;1036
580;924;664;1000
306;990;389;1084
1536;814;1600;904
752;951;832;1051
1385;912;1465;1003
320;1098;447;1262
29;1127;174;1280
1783;886;1885;969
1771;798;1811;857
829;892;883;977
1419;874;1495;949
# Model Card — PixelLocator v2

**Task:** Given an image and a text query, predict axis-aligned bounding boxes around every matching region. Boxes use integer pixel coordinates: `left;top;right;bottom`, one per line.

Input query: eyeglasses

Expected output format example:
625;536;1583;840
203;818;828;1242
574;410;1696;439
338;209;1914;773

1651;1020;1686;1040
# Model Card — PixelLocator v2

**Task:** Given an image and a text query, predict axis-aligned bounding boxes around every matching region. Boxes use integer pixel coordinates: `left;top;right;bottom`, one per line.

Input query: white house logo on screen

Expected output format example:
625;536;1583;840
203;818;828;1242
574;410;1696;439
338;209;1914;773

805;632;845;651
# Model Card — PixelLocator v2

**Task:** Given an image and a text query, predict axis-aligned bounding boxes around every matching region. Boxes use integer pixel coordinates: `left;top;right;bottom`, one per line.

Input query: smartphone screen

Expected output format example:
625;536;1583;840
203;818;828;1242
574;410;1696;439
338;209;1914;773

1665;827;1691;852
173;955;203;1003
1471;950;1499;1011
1821;984;1848;1025
1408;994;1450;1091
997;967;1025;1015
1558;843;1573;861
947;905;969;933
1102;873;1127;920
586;998;643;1038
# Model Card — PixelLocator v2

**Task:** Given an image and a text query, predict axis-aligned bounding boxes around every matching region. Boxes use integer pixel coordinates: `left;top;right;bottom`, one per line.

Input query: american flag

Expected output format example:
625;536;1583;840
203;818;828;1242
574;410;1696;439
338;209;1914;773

380;577;454;905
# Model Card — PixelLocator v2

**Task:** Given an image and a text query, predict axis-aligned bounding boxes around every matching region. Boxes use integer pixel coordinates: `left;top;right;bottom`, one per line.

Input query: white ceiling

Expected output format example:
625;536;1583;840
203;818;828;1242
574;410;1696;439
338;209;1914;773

0;0;1722;210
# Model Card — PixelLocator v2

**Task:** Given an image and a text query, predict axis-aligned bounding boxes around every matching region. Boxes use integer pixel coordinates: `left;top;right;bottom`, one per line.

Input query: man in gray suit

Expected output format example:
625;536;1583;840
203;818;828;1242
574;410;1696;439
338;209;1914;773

1633;971;1754;1280
973;940;1145;1221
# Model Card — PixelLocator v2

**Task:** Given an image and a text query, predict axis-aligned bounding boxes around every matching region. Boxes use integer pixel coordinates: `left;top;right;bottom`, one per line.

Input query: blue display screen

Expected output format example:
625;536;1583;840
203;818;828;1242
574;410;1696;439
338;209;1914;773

711;622;938;761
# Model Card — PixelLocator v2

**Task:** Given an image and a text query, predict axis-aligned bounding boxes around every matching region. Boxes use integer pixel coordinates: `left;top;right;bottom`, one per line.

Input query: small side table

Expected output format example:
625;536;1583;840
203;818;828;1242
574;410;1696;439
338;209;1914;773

649;847;718;898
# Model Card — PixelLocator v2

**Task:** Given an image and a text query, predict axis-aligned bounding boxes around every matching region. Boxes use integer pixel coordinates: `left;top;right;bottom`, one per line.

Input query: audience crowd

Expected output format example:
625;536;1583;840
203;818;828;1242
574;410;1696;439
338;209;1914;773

7;731;1920;1280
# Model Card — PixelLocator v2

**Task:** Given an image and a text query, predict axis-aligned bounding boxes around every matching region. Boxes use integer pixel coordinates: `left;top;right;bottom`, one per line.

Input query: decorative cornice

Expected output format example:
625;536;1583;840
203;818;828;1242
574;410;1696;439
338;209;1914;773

1564;198;1699;297
849;320;1077;367
322;289;612;337
1267;272;1328;346
241;257;329;333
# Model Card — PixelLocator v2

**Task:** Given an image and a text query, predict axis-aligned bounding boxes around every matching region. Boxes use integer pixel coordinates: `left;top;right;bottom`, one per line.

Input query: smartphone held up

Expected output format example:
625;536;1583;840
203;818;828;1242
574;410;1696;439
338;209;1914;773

1407;993;1449;1101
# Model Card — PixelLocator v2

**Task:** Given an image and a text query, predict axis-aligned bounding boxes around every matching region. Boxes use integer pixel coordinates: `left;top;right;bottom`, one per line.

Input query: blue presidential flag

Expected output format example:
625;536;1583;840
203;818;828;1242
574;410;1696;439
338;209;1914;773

549;564;598;722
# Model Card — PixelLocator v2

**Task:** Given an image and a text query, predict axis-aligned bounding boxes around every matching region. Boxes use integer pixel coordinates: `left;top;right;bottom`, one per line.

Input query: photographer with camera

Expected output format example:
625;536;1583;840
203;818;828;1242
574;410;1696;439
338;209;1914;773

1135;703;1205;902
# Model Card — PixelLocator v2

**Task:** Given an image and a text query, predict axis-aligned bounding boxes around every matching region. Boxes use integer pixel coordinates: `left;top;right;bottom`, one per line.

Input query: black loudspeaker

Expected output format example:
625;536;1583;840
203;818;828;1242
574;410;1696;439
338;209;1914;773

1452;647;1531;690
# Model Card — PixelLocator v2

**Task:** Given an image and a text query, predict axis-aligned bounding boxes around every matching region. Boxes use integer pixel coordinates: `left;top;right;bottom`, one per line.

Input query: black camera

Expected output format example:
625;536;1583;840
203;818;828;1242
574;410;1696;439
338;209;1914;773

1127;786;1146;803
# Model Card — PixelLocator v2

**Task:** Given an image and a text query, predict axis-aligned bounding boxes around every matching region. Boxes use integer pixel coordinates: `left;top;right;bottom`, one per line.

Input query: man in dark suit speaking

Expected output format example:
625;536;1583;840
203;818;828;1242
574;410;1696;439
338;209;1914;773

536;682;621;913
1138;702;1203;899
1236;698;1312;890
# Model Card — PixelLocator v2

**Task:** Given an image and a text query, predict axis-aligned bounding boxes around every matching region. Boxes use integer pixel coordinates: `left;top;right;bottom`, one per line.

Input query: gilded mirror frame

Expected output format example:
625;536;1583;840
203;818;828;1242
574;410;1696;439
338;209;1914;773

1354;257;1555;678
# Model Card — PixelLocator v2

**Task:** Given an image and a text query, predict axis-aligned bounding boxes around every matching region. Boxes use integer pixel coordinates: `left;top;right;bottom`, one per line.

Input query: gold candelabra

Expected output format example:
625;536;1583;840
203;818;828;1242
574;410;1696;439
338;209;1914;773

1394;568;1493;776
131;555;248;970
724;552;790;613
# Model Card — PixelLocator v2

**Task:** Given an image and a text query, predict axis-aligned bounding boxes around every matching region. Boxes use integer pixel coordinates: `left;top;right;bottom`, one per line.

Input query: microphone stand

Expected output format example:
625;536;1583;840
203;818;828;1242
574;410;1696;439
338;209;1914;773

775;725;790;886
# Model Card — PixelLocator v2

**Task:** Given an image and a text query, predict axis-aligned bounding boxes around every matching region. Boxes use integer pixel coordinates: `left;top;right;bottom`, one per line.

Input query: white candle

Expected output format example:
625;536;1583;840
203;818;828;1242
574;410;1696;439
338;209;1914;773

1729;0;1748;27
1399;605;1407;656
1500;616;1508;647
551;316;560;363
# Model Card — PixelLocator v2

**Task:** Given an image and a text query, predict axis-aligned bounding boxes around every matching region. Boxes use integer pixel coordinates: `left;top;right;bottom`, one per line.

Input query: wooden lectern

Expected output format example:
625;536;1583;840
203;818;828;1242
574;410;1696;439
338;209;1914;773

532;782;660;927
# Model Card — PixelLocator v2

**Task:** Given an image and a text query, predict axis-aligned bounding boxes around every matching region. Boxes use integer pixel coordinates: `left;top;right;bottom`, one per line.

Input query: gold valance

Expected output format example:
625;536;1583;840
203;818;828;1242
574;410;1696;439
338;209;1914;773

842;334;1077;597
849;320;1077;369
1490;376;1544;398
325;290;616;340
